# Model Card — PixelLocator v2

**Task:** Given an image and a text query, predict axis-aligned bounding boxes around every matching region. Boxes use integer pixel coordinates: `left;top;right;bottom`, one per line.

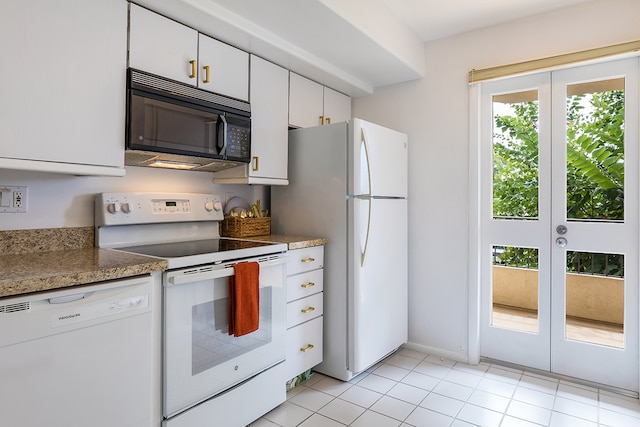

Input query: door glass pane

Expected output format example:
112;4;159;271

492;91;539;220
566;78;625;222
565;251;624;348
492;245;539;333
192;287;273;375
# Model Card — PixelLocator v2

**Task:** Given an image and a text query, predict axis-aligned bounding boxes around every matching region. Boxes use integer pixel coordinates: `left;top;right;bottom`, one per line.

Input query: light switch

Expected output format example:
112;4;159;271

0;189;11;207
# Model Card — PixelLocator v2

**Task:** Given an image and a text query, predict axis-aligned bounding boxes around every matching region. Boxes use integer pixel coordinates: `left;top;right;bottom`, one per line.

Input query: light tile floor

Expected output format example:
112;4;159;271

250;348;640;427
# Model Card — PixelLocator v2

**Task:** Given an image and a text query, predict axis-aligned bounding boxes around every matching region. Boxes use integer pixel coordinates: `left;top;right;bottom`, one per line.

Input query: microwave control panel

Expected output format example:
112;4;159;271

225;124;250;160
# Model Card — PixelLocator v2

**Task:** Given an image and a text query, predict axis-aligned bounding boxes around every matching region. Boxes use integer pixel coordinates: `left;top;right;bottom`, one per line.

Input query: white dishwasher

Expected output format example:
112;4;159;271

0;275;155;427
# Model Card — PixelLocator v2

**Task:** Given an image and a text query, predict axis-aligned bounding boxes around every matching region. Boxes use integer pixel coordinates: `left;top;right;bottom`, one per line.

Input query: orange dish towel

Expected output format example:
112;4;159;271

228;261;260;337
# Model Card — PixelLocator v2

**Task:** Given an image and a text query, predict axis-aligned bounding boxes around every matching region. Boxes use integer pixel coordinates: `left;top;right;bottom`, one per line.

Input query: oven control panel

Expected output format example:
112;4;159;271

95;192;224;226
152;199;191;214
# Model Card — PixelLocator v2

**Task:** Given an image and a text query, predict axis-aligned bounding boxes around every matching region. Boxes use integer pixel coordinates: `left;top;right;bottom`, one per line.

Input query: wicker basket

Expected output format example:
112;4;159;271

220;216;271;237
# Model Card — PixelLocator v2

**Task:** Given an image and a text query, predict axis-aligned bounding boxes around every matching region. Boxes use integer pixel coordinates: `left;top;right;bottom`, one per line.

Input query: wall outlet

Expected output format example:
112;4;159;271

0;186;27;213
13;191;24;208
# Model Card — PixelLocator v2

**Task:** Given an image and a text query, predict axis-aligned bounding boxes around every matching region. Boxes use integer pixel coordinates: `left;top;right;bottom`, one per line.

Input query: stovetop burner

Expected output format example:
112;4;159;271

119;238;276;259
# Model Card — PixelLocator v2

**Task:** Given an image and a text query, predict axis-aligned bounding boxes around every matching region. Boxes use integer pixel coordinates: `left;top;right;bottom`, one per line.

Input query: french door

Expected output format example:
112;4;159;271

479;58;639;391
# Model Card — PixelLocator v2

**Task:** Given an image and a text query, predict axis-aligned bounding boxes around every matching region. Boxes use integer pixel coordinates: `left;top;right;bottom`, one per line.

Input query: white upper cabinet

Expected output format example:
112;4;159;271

128;4;198;86
0;0;127;176
289;73;351;128
198;34;249;101
128;4;249;101
213;55;289;185
289;73;324;128
323;86;352;126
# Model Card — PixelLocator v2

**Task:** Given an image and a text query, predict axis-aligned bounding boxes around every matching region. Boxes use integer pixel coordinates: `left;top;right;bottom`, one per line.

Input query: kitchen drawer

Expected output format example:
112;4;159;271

285;316;323;379
287;246;324;276
286;268;324;303
287;293;323;329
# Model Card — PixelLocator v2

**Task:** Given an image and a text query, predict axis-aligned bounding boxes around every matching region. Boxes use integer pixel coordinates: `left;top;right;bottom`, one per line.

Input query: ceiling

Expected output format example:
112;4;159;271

383;0;595;42
140;0;597;97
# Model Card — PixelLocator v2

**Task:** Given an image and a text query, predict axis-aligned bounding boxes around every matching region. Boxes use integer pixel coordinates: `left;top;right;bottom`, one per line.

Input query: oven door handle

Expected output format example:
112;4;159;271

169;267;234;286
167;257;288;286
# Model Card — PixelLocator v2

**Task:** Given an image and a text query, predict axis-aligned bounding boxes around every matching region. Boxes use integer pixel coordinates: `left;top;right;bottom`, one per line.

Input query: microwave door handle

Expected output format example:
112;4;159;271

219;114;228;157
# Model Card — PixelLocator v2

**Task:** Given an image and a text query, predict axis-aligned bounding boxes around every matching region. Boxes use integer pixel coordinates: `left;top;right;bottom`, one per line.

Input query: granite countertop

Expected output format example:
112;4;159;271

0;228;323;299
0;227;167;299
247;234;327;250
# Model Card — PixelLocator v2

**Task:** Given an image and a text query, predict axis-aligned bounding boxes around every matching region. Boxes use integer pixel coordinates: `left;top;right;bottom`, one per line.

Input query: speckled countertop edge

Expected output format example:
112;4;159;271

0;248;167;299
0;227;167;299
244;234;327;250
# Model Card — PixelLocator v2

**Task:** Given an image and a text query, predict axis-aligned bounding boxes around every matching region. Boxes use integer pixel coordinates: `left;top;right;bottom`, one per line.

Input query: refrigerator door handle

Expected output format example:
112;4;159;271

360;127;373;197
361;198;372;267
360;128;374;267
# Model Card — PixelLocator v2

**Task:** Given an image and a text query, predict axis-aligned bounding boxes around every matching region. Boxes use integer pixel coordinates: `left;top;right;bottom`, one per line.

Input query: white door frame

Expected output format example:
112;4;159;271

468;57;640;393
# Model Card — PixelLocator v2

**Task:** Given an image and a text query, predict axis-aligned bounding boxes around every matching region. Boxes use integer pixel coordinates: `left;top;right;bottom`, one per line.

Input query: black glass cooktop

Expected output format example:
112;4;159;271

118;238;275;258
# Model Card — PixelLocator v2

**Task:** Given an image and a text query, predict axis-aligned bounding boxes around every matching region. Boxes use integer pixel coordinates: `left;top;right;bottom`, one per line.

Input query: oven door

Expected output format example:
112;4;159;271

163;254;287;418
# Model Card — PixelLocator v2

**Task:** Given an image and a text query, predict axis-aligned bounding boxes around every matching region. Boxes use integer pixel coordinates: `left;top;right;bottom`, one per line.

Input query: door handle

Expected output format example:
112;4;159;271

556;225;568;235
556;237;568;247
202;65;211;83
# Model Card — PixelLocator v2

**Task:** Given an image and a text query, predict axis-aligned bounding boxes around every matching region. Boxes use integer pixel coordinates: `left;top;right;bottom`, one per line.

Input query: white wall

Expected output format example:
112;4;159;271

0;167;266;231
352;0;640;361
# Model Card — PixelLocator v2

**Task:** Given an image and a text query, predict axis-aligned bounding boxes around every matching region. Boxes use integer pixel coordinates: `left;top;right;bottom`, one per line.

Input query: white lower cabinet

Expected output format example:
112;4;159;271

285;246;324;383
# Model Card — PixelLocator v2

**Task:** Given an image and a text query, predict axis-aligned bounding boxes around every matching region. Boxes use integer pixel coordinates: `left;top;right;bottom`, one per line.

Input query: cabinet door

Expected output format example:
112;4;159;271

129;4;198;85
323;87;351;124
289;73;324;128
285;317;323;379
198;34;249;100
213;55;289;184
0;0;126;173
250;56;289;179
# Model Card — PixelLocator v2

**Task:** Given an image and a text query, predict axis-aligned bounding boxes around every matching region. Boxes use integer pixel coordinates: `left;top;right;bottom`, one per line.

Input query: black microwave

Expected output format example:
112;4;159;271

125;69;251;171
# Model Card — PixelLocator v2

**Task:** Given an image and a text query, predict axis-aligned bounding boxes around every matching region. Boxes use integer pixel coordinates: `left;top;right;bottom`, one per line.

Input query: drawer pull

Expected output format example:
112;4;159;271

301;282;315;289
301;257;315;263
300;344;314;352
301;306;315;314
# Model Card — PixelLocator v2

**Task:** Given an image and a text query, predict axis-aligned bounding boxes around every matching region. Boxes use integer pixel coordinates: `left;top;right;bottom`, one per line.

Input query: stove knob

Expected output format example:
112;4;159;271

204;201;214;212
213;201;222;211
107;202;121;214
120;202;131;214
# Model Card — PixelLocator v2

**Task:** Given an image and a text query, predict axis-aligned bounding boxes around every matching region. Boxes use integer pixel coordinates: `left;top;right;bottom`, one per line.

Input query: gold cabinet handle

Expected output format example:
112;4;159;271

189;60;197;78
301;257;315;263
325;117;331;124
252;156;259;171
301;282;315;289
300;306;315;314
300;344;314;352
202;65;210;83
319;115;325;125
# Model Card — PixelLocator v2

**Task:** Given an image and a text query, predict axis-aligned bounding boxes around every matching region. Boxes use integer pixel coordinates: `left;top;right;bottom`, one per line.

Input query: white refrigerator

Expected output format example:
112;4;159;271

272;118;408;381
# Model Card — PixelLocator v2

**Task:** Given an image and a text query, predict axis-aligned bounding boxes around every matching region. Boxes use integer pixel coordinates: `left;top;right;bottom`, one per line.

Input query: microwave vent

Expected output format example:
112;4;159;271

131;69;250;114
